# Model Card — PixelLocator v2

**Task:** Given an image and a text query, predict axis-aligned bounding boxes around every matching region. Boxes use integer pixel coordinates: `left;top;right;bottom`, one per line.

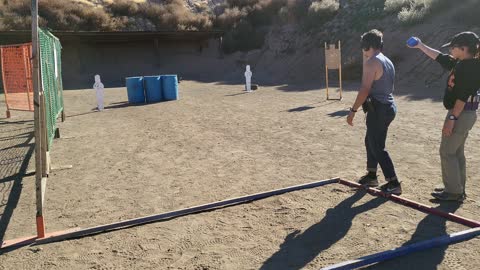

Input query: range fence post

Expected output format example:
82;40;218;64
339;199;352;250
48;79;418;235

32;0;46;239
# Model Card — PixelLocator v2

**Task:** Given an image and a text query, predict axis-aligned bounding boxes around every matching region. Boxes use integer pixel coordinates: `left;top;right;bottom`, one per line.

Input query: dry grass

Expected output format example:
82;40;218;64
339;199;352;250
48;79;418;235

305;0;339;28
0;0;475;54
384;0;454;25
217;0;338;53
0;0;213;31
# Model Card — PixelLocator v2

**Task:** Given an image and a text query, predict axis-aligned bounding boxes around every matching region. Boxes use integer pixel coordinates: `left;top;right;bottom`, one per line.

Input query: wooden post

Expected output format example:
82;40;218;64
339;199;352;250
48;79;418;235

24;45;34;111
40;93;49;175
0;48;11;118
324;42;329;99
338;41;343;100
32;0;46;239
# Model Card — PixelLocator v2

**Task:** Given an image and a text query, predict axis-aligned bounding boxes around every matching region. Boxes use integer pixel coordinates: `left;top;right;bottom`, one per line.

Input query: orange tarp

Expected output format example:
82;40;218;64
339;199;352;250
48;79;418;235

1;43;34;114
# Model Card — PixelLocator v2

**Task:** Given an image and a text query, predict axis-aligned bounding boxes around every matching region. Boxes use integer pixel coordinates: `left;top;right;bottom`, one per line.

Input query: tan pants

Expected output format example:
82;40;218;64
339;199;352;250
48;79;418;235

440;110;477;194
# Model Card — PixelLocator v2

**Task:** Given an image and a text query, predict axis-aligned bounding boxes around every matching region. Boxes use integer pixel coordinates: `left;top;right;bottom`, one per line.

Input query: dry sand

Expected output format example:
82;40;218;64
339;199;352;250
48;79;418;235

0;81;479;269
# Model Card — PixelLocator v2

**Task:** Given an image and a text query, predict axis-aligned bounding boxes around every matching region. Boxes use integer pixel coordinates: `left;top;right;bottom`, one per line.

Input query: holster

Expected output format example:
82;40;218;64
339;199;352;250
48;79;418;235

362;97;375;113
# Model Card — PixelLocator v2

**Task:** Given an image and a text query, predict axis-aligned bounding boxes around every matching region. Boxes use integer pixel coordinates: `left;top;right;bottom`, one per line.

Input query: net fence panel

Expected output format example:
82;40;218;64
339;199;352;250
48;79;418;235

0;43;34;112
39;28;64;149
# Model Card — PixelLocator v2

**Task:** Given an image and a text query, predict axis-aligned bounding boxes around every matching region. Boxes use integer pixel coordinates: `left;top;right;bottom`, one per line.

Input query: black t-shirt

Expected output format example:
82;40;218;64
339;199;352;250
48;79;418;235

436;53;480;109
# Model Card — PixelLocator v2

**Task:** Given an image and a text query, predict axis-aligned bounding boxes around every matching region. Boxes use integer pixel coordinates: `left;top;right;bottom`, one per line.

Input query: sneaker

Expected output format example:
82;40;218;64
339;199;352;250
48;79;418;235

432;188;467;198
358;174;379;187
431;191;465;202
380;181;402;195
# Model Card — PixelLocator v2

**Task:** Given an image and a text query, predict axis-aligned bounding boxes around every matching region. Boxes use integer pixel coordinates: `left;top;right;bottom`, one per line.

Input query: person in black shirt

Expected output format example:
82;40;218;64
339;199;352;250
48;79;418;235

408;31;480;202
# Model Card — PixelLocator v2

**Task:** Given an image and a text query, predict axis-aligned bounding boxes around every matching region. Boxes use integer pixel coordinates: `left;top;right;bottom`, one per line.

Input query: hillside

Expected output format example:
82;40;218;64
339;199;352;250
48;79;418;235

0;0;479;86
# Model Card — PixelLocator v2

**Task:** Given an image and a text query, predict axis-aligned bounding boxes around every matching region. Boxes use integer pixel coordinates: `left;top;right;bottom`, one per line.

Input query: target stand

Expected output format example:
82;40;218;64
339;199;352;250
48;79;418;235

325;41;342;100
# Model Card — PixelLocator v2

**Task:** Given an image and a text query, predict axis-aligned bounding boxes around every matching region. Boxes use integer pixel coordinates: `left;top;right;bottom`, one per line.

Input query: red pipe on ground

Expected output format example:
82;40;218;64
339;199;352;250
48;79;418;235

2;178;339;249
338;179;480;228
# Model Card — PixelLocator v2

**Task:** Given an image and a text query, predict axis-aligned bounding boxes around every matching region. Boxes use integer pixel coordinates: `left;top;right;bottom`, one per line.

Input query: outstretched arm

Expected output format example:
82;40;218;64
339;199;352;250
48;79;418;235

407;38;441;60
417;43;442;60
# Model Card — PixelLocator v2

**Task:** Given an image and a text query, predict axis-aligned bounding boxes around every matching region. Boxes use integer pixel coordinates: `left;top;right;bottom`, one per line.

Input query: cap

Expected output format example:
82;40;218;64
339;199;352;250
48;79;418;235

441;31;480;48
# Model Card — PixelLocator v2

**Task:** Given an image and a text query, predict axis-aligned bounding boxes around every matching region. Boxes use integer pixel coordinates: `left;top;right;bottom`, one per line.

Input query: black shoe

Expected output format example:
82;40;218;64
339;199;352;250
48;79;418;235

358;174;379;187
380;181;402;195
431;191;465;202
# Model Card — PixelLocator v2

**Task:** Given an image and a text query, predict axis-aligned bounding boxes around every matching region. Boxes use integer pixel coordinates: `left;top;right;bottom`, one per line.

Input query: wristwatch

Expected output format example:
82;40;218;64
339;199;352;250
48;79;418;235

448;114;458;120
349;107;357;113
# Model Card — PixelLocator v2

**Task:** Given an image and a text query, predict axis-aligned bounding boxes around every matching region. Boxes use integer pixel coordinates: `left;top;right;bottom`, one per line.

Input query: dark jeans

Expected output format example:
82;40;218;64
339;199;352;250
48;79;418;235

365;99;397;180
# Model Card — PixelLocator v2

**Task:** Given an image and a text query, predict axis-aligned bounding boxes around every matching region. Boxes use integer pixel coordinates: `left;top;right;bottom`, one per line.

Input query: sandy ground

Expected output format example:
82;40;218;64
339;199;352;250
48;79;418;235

0;81;479;269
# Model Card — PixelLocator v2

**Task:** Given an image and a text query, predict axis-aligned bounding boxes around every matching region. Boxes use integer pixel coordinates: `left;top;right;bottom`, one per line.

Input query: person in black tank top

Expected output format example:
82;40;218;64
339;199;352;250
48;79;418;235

347;29;402;195
408;31;480;202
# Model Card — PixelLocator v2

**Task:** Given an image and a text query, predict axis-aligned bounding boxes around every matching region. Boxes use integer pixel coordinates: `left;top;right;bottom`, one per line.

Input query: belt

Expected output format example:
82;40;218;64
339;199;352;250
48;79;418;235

464;101;478;111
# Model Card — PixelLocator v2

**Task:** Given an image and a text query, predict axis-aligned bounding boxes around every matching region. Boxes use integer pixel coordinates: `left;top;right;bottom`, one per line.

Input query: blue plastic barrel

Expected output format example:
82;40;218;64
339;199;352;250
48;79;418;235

162;75;179;100
126;76;145;104
144;76;163;103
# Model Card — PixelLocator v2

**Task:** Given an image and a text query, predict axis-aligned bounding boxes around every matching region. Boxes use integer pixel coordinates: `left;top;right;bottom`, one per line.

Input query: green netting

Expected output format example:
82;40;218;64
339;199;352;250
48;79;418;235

39;28;64;149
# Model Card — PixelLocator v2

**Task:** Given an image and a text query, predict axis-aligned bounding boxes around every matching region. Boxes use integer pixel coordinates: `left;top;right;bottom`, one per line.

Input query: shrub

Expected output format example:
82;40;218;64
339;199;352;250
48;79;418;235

0;0;30;30
216;0;288;53
309;0;339;14
397;6;429;25
216;7;248;28
305;0;339;29
109;0;139;17
6;0;30;16
121;0;213;31
217;0;285;28
384;0;454;26
0;0;215;31
383;0;410;13
39;0;113;31
248;0;285;26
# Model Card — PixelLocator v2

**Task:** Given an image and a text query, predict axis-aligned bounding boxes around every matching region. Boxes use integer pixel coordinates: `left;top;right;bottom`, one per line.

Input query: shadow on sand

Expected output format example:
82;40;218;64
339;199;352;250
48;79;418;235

0;124;35;254
362;202;463;270
260;191;386;270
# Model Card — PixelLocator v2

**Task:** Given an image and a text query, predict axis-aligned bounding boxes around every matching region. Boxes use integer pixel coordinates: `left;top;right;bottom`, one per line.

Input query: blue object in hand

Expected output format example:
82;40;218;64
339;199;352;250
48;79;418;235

407;37;419;47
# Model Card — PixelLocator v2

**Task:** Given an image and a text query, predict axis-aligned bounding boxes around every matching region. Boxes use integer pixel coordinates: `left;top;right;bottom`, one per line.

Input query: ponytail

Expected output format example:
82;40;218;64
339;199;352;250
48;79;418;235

476;37;480;58
469;41;480;58
477;42;480;58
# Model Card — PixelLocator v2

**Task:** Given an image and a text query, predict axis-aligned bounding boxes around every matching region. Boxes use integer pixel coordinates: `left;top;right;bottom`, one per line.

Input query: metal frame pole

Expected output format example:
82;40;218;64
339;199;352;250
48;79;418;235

35;178;339;245
322;227;480;270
